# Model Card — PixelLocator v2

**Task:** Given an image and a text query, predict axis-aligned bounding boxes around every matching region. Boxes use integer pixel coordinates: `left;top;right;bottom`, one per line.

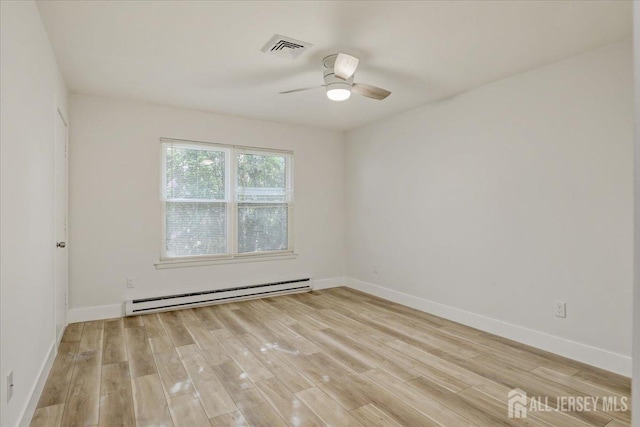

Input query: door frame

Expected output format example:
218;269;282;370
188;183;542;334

53;106;68;348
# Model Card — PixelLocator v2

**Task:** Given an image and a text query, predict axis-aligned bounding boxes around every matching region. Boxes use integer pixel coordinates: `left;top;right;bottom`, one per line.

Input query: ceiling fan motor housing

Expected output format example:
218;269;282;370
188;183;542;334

323;68;354;93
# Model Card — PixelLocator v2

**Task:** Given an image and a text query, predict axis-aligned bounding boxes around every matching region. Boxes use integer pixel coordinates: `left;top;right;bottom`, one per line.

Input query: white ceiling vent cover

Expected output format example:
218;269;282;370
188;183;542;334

261;34;312;59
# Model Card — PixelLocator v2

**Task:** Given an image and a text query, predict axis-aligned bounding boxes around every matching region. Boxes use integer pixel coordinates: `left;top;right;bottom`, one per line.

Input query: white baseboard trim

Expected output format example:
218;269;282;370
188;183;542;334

345;277;632;377
56;324;66;347
68;303;123;323
312;276;345;290
17;341;56;427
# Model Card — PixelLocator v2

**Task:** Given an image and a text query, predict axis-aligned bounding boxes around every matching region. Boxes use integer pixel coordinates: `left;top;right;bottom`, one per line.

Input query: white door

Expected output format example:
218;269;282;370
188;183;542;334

54;109;68;344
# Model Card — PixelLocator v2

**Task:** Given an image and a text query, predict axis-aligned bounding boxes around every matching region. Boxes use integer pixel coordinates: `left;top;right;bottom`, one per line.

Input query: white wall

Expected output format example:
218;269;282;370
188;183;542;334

346;39;634;375
68;95;345;315
0;2;68;426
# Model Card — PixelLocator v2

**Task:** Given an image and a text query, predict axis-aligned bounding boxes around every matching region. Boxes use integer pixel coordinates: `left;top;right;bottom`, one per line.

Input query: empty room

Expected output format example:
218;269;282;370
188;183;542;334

1;1;639;426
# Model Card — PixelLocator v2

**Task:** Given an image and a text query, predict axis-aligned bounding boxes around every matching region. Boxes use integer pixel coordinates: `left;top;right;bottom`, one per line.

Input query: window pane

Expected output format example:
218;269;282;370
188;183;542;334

237;153;287;202
166;202;227;257
165;145;225;200
237;203;288;253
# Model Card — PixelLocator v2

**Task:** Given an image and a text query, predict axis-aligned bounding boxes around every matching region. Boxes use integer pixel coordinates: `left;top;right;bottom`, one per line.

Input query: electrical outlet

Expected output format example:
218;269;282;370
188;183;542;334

554;300;566;318
127;276;135;288
7;371;13;402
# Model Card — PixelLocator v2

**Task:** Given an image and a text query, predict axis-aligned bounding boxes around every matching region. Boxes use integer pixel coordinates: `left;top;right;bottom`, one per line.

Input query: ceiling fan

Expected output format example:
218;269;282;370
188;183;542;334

279;53;391;102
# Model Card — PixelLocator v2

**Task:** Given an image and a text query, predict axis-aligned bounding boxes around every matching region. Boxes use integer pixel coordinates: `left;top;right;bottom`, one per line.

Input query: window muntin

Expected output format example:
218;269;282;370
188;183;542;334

161;140;292;260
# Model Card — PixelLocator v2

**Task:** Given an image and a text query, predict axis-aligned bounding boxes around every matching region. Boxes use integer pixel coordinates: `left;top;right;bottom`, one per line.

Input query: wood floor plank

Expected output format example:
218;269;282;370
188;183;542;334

320;328;419;381
316;373;372;411
140;313;168;338
200;341;232;367
573;367;632;397
214;308;252;336
350;404;403;427
286;292;332;310
345;372;441;427
357;310;479;359
37;341;79;408
158;311;195;347
123;315;143;329
98;362;135;427
124;326;156;378
362;368;477;426
481;333;584;376
219;334;274;382
175;308;200;324
149;335;175;355
282;350;356;385
212;361;287;427
191;306;224;330
605;420;632;427
238;333;314;393
233;307;298;354
235;402;288;427
263;297;330;330
369;297;450;326
264;320;322;356
255;377;325;427
102;319;127;365
459;332;579;375
184;322;231;366
542;366;629;402
176;344;237;419
296;386;364;427
83;320;105;330
457;387;572;427
211;361;264;408
153;348;195;398
61;323;83;342
385;339;508;390
372;338;471;392
209;410;248;427
132;373;174;427
60;352;101;427
78;327;103;355
313;309;397;344
29;404;64;427
407;375;511;426
167;393;211;427
288;323;374;373
245;299;292;323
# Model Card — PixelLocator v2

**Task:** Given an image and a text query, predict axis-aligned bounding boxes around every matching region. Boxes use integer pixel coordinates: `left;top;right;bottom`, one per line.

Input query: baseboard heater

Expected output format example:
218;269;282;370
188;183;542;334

125;278;311;316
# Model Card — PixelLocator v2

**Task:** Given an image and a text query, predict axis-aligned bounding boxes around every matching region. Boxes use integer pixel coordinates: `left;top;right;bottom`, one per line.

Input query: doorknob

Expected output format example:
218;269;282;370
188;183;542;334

56;242;66;248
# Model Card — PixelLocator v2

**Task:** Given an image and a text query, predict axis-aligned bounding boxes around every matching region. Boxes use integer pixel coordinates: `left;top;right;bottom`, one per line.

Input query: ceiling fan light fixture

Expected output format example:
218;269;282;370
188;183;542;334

325;77;352;102
326;87;351;101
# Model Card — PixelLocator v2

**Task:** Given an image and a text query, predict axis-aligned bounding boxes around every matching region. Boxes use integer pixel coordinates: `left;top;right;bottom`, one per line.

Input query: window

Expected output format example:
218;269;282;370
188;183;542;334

161;139;293;260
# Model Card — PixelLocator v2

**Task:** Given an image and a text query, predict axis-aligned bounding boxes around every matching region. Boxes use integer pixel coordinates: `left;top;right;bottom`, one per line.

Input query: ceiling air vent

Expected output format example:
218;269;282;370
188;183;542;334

261;34;312;59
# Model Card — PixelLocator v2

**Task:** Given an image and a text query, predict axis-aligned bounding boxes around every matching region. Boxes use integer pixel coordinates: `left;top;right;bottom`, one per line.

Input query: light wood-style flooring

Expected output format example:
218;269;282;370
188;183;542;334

31;287;631;427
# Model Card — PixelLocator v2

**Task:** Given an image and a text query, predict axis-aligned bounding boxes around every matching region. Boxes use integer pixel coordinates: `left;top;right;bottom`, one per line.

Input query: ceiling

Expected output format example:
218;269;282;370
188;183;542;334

37;1;632;131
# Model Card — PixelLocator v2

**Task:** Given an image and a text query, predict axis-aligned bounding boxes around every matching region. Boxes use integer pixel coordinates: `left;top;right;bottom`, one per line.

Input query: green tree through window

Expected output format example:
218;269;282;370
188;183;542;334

162;141;292;258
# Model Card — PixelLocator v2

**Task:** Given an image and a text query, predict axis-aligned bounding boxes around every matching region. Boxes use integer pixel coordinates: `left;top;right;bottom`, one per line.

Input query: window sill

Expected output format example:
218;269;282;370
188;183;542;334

154;252;298;270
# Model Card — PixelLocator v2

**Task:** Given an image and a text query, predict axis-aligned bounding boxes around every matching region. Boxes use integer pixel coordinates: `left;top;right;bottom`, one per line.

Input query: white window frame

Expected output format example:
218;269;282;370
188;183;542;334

159;138;294;266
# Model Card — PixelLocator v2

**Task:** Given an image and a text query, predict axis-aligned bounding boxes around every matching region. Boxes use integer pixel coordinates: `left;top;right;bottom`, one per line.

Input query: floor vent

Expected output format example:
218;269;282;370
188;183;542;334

125;278;311;316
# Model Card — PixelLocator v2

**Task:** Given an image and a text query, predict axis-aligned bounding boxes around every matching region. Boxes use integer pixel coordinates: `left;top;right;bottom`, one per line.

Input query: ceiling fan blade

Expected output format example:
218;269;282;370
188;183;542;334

334;53;359;80
352;83;391;100
279;85;324;94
